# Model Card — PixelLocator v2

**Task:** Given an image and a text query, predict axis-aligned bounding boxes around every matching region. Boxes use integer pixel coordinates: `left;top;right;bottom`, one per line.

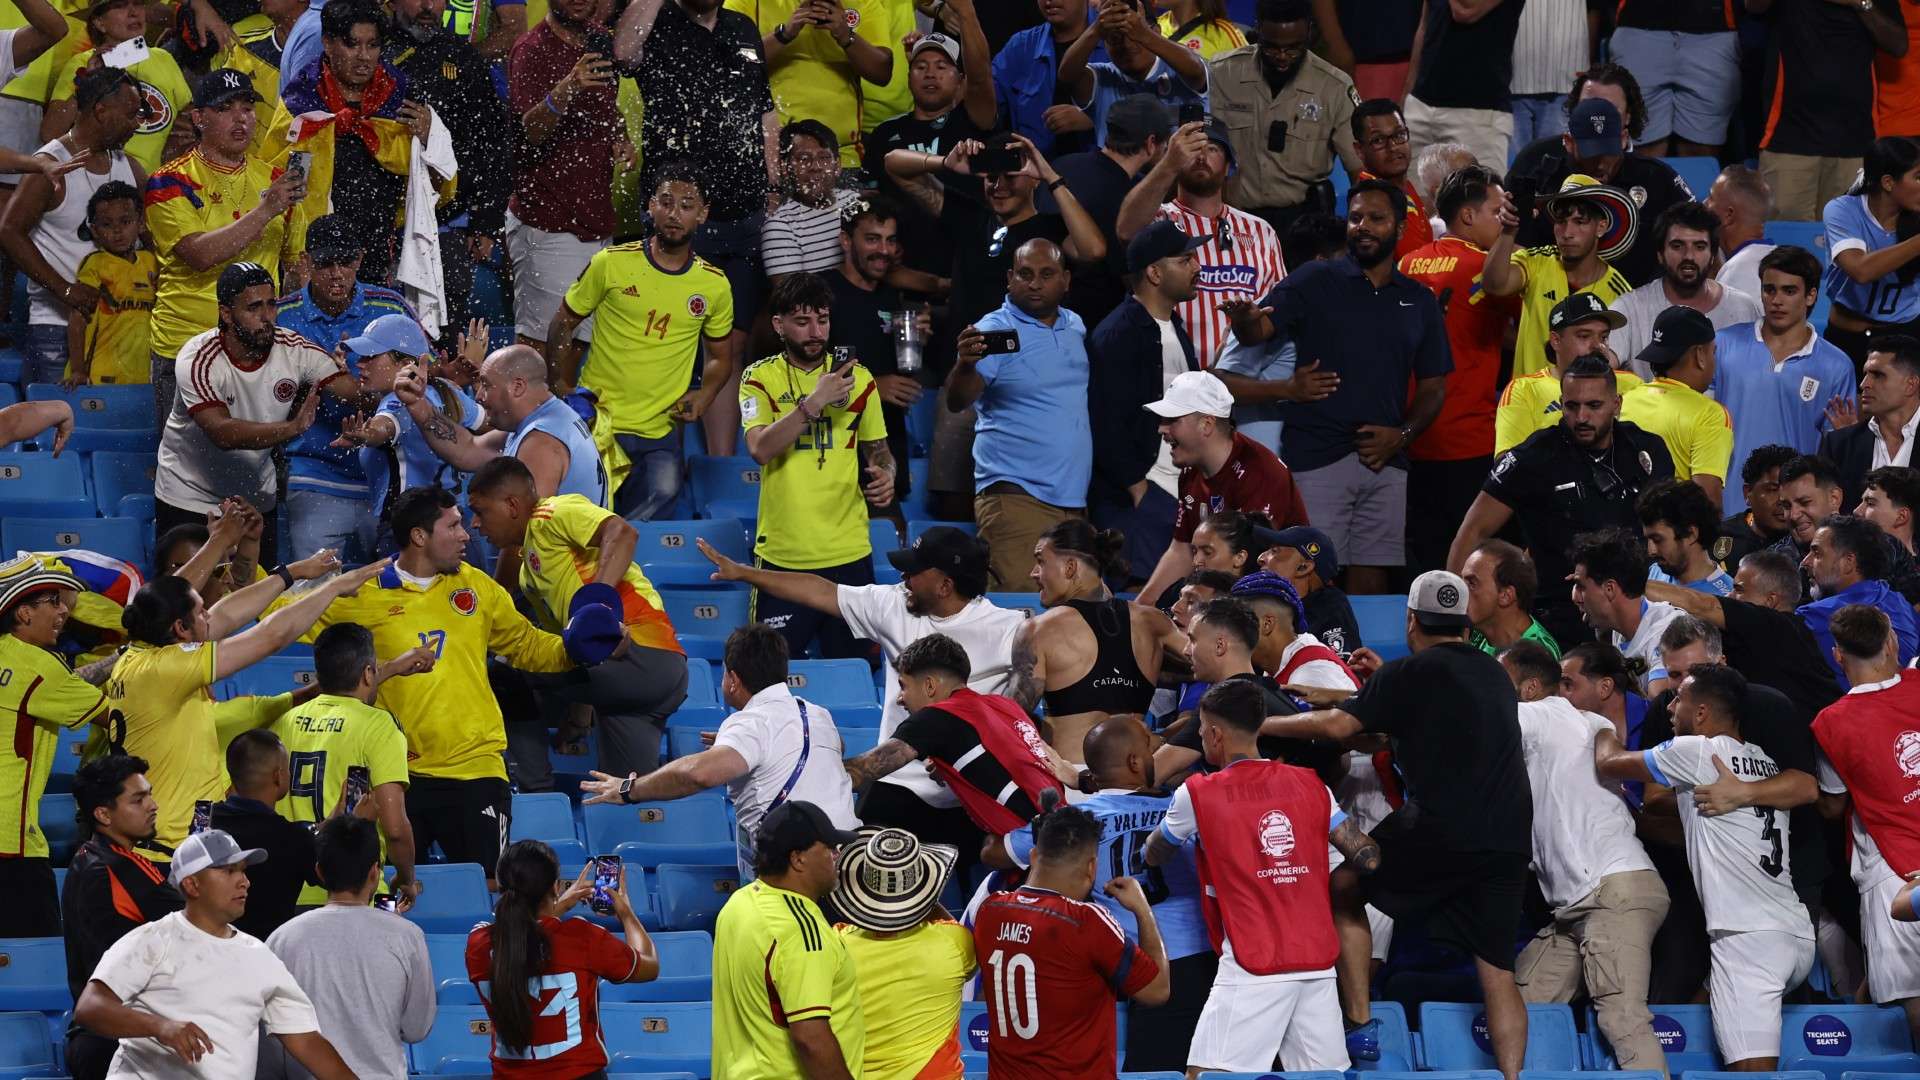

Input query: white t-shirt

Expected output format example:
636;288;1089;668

713;682;860;861
836;585;1028;806
27;139;137;326
156;327;343;513
1716;242;1776;303
1144;316;1188;497
1614;598;1685;692
94;911;320;1080
1516;697;1653;910
1610;280;1762;380
1647;734;1812;937
0;29;22;88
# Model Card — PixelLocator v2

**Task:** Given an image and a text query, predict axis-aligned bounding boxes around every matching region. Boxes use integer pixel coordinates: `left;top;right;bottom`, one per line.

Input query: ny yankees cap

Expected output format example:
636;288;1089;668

194;67;262;109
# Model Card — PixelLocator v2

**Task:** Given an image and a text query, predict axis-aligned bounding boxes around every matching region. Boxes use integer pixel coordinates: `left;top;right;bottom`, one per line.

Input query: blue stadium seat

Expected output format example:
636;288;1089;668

0;368;17;398
1587;1004;1718;1072
220;654;318;699
44;728;86;794
659;589;750;661
1763;220;1828;262
840;727;879;757
686;456;761;516
422;933;477;1004
664;706;727;760
702;499;757;539
583;793;730;853
1842;1072;1920;1080
38;796;76;867
1196;1073;1347;1080
1527;1071;1660;1080
907;519;975;543
1780;1006;1920;1080
785;659;876;708
871;519;903;584
89;451;155;516
0;454;93;518
984;592;1044;618
613;842;736;869
1;518;144;574
957;1000;990;1070
402;864;493;934
1355;1000;1419;1072
1349;594;1408;661
0;941;68;1012
633;518;750;588
683;660;715;707
905;392;937;456
601;931;712;1003
1419;1002;1582;1072
604;1001;712;1075
544;839;588;866
653;863;739;931
410;1004;493;1074
1356;1074;1500;1080
508;793;577;845
118;494;154;525
1679;1072;1822;1080
24;385;156;453
0;1011;55;1077
1663;157;1721;201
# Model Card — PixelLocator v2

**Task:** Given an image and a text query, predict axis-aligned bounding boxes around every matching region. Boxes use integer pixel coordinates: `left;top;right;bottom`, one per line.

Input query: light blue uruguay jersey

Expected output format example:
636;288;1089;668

1823;192;1920;324
359;381;481;520
1004;788;1210;959
277;283;418;498
504;395;608;506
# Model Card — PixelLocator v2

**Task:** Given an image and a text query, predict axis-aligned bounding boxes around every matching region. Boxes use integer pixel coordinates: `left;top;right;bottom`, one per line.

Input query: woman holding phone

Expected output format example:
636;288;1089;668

465;840;660;1079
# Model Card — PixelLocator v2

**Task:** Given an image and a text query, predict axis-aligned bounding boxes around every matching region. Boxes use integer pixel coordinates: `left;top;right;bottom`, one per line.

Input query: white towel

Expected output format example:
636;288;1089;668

395;106;459;336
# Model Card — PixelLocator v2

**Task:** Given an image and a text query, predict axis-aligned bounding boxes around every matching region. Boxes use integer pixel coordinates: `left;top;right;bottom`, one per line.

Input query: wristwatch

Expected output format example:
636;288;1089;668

773;21;793;42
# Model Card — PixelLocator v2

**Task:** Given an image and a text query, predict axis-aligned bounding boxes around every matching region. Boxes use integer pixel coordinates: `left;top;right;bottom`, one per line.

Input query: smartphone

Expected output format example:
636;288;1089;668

373;893;399;912
286;150;312;179
100;37;150;69
589;854;621;915
1179;100;1207;125
190;800;212;836
585;27;615;58
972;145;1025;176
342;765;372;816
979;330;1021;356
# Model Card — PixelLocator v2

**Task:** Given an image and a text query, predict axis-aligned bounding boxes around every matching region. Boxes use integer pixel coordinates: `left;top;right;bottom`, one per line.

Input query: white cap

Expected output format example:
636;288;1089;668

167;828;267;886
1143;370;1233;419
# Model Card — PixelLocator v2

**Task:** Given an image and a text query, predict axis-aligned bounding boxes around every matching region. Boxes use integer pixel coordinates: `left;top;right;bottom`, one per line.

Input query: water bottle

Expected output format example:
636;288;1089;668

893;304;926;374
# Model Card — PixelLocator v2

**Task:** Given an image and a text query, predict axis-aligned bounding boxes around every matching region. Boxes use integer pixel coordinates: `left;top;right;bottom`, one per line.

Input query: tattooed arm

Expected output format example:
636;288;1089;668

74;652;120;687
397;367;507;472
843;738;922;789
859;438;895;507
1330;816;1381;875
1006;618;1046;713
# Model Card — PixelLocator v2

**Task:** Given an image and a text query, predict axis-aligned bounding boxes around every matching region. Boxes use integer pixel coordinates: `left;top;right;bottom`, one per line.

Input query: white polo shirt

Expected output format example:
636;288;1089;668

713;682;859;865
1516;696;1654;911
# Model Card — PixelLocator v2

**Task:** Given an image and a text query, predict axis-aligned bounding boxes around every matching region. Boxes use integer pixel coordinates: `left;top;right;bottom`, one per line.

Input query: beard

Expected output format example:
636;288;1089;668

1348;231;1396;268
232;323;275;355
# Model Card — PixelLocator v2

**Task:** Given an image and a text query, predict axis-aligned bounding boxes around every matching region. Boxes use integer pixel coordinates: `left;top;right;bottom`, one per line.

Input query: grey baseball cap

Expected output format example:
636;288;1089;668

1408;570;1471;629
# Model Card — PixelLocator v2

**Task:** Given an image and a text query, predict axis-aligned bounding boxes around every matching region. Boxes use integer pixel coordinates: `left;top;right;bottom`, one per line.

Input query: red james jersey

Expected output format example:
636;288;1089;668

467;916;640;1077
971;885;1159;1080
1399;236;1518;462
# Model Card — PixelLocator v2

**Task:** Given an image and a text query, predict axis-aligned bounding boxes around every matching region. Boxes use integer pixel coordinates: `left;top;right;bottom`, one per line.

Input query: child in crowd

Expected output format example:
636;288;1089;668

63;181;155;387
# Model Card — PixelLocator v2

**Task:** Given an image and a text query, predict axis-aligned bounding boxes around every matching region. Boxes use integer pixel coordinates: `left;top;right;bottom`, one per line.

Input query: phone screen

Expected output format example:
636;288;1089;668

190;800;212;836
343;766;372;816
590;855;621;914
374;893;398;912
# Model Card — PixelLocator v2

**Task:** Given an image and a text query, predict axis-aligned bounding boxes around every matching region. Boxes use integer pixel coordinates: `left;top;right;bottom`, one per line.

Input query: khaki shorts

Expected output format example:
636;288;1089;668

506;210;600;343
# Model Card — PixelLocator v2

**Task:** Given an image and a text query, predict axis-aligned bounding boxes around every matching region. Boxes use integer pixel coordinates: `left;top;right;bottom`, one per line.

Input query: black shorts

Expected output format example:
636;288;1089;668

691;215;766;328
752;555;875;661
1361;817;1530;971
406;776;512;875
1124;950;1218;1072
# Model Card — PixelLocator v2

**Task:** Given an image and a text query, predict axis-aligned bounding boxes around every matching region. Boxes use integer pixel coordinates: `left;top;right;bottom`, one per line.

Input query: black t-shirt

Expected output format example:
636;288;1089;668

1409;0;1527;111
1615;0;1733;33
209;798;318;942
1167;672;1316;768
632;0;776;223
1715;596;1843;724
945;195;1071;333
1642;682;1827;905
1717;511;1783;575
1305;586;1363;656
866;108;988;278
1341;642;1532;855
825;269;914;487
895;705;1042;822
1507;140;1695;288
1335;0;1424;62
1047;149;1139;331
1763;0;1905;158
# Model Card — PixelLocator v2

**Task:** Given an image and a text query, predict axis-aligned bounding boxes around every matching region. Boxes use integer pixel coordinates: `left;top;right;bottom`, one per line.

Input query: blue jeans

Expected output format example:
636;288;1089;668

1510;94;1567;160
286;489;377;566
22;323;66;385
612;433;683;521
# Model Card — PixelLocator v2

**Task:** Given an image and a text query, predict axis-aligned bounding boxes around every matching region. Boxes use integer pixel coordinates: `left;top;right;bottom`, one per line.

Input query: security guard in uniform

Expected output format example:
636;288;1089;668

1446;354;1674;647
1210;0;1364;237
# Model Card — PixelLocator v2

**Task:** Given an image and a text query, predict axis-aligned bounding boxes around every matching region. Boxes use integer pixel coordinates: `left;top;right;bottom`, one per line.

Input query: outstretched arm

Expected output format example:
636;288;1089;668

697;538;844;616
843;738;922;788
1642;579;1727;627
1259;707;1362;742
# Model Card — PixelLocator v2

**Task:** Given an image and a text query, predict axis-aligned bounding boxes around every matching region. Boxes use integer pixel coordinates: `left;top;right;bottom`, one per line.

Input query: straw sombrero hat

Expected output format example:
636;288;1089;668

830;827;958;933
1540;172;1640;263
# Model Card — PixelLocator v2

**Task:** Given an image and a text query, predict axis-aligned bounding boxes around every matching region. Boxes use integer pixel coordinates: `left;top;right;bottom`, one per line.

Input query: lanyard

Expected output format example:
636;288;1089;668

766;699;813;814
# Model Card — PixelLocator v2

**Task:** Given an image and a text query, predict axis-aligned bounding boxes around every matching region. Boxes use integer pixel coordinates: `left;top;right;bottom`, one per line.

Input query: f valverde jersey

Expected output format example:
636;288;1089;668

970;885;1158;1080
467;915;639;1078
1822;192;1920;323
0;634;108;858
740;355;887;569
1154;198;1286;367
271;692;409;903
1645;734;1812;937
1003;789;1210;959
306;563;573;781
521;495;682;654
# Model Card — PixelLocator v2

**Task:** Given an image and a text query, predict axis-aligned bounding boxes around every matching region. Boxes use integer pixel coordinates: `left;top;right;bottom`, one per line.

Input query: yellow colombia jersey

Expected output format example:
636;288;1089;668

72;249;158;385
145;149;307;359
725;0;891;167
522;495;683;654
1510;247;1632;380
836;918;975;1080
1494;367;1644;455
107;641;294;856
273;692;409;903
714;879;866;1080
1156;12;1248;58
0;635;107;858
52;47;191;171
564;242;735;440
1620;376;1735;483
740;355;887;570
306;562;572;781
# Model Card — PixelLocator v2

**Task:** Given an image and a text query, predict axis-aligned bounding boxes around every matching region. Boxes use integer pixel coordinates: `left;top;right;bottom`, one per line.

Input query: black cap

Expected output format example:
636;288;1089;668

305;215;360;262
216;261;276;306
194;68;262;109
887;526;989;595
73;65;137;110
756;801;859;869
1636;305;1716;371
1200;115;1237;172
1125;220;1210;275
1548;291;1627;332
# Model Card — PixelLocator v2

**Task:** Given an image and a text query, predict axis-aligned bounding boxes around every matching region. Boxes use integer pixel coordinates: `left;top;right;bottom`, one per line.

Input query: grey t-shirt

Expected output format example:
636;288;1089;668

263;905;437;1080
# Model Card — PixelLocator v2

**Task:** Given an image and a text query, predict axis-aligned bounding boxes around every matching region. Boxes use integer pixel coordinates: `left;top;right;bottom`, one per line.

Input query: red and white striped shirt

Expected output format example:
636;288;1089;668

1154;198;1287;367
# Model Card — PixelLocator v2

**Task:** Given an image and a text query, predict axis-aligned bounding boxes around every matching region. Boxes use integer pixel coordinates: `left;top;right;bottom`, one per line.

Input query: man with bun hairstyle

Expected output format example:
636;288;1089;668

1008;519;1186;764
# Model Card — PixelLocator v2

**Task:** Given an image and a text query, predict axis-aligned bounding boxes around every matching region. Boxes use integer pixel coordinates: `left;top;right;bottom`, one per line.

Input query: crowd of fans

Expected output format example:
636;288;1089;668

0;0;1917;1075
